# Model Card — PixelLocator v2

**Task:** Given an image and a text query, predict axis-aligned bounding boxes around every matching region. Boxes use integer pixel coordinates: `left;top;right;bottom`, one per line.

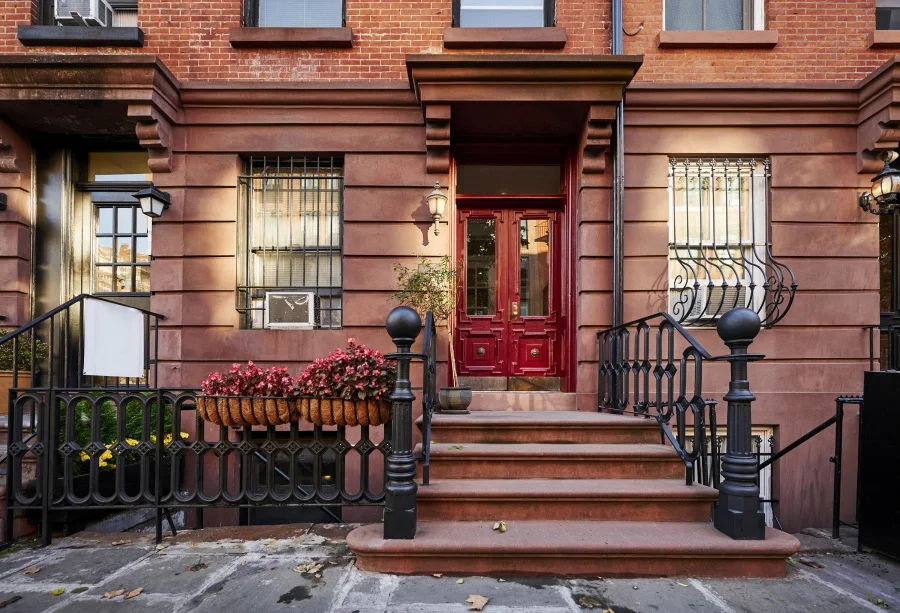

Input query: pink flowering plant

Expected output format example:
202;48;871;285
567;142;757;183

295;339;396;401
201;361;295;397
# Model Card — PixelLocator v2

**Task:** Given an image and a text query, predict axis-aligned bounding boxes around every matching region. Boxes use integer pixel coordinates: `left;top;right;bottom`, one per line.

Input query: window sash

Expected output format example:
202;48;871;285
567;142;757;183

664;0;756;31
453;0;554;27
245;0;345;27
93;204;151;295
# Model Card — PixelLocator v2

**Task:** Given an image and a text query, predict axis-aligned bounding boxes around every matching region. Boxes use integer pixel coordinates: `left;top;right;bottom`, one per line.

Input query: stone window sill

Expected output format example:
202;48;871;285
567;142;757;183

869;30;900;48
657;30;778;49
443;27;566;50
229;27;353;48
17;25;144;47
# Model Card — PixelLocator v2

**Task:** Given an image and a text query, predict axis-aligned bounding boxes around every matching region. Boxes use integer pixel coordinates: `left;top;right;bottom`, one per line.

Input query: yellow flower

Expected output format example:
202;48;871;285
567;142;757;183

125;438;139;447
79;451;90;462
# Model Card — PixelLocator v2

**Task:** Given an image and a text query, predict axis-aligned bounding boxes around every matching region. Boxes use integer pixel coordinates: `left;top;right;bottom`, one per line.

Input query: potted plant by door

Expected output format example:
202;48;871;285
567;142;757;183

294;339;396;427
0;329;47;417
393;256;472;413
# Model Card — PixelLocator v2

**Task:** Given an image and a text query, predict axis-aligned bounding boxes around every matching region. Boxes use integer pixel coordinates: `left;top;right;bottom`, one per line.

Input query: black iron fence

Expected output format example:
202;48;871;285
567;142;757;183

597;311;719;487
4;388;392;545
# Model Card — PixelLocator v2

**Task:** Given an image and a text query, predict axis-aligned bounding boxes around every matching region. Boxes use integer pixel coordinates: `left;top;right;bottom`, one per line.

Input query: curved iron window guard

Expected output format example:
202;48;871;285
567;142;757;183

668;158;796;327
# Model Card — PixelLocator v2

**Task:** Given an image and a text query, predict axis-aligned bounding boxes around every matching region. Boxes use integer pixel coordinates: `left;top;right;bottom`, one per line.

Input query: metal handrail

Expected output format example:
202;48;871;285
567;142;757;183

418;312;437;485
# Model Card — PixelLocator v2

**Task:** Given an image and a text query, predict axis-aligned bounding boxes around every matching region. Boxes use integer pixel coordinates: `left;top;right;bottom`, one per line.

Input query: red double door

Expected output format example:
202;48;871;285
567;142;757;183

455;205;563;384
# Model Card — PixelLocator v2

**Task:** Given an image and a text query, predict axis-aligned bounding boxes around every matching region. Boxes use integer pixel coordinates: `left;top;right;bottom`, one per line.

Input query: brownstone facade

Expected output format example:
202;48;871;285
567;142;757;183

0;0;896;532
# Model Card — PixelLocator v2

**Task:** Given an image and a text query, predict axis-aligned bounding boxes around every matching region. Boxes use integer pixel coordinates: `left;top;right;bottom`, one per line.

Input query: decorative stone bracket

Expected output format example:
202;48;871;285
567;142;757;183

858;57;900;173
582;105;615;174
129;104;175;174
0;120;26;174
425;104;451;174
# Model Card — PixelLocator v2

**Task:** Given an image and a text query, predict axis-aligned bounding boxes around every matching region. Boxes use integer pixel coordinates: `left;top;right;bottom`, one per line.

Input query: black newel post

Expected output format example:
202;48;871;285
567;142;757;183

384;306;421;540
714;308;766;540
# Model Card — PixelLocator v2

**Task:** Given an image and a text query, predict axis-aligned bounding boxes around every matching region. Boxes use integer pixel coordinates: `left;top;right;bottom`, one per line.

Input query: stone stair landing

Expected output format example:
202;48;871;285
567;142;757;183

348;410;800;577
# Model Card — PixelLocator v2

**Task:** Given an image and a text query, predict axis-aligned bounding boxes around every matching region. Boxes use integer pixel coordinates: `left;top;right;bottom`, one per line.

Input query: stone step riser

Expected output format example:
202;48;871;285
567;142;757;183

421;458;685;480
417;498;713;522
354;552;790;578
428;427;660;445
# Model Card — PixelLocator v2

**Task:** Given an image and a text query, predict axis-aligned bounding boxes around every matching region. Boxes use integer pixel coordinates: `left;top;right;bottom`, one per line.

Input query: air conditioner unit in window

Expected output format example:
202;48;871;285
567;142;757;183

55;0;114;26
264;291;316;330
676;284;749;322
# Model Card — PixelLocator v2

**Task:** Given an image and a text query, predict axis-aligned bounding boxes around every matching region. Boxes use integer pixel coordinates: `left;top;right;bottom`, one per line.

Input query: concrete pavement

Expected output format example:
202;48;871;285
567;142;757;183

0;525;895;612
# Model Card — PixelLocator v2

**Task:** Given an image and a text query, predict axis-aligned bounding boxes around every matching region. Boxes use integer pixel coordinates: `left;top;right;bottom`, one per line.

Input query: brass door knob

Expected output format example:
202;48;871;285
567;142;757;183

530;348;539;357
511;301;519;319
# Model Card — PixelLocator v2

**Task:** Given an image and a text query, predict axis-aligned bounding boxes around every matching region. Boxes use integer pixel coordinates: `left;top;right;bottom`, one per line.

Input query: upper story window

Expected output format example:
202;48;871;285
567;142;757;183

46;0;137;26
453;0;555;27
237;157;344;330
877;0;900;30
244;0;345;27
664;0;762;31
667;158;770;326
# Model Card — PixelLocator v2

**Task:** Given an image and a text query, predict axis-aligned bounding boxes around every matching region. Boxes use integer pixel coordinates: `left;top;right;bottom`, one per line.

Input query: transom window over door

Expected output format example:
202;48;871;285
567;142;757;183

665;0;762;30
245;0;344;27
454;0;554;27
237;156;343;330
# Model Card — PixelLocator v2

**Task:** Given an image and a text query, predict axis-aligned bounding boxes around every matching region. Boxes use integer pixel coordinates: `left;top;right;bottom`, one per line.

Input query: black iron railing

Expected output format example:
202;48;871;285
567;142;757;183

866;322;900;371
4;387;391;546
0;294;162;390
597;312;719;486
417;313;438;486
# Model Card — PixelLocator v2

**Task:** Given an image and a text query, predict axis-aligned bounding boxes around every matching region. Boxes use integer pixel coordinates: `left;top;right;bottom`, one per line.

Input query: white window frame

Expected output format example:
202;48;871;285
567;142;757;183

662;0;765;31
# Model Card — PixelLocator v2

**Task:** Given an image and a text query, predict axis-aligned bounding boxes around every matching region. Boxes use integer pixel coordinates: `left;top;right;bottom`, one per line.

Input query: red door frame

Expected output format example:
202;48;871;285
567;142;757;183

449;148;578;392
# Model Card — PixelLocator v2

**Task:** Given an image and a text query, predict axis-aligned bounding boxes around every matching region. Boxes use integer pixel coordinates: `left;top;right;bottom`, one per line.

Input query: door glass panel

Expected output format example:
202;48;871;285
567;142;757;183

466;218;497;316
519;219;550;317
456;165;562;195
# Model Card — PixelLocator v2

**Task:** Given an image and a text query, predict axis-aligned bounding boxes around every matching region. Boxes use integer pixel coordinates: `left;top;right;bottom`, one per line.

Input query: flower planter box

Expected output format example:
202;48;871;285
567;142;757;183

300;398;391;427
195;396;299;427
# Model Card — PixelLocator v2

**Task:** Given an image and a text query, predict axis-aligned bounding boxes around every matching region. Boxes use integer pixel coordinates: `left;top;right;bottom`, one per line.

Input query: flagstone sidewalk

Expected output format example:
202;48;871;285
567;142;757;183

0;525;895;613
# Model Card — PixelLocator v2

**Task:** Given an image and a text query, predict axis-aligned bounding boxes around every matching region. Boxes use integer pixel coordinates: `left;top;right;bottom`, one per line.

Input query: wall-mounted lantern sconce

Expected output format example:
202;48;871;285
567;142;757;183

0;192;7;212
133;187;171;218
860;150;900;215
426;181;448;236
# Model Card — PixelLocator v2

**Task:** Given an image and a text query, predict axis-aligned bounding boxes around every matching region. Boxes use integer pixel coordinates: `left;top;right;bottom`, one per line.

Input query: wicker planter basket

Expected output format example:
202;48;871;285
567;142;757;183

195;396;299;427
299;398;392;427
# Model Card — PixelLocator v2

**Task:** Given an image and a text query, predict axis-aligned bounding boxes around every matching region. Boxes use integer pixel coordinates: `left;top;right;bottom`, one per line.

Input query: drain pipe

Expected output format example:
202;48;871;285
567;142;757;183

611;0;625;329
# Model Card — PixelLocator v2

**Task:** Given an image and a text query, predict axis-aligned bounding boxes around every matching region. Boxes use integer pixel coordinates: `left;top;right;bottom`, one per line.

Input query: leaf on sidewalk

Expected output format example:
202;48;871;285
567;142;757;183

466;594;490;611
124;588;143;600
51;588;64;597
0;596;22;609
676;581;690;587
432;573;443;578
186;562;208;572
156;543;169;551
292;563;324;575
457;578;464;584
110;540;131;546
72;587;88;594
103;589;126;599
798;557;825;569
491;521;507;533
22;567;40;575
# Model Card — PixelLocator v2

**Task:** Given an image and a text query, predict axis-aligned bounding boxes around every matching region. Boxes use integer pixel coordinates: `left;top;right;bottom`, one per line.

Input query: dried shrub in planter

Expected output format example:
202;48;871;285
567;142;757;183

295;339;396;427
198;361;299;427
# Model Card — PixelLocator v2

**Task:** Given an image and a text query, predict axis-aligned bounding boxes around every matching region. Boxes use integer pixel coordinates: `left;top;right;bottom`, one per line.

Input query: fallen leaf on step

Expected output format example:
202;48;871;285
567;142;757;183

314;573;322;579
798;558;825;569
103;589;125;599
22;567;40;575
432;573;443;578
787;556;797;566
492;521;507;533
124;588;143;600
676;581;689;587
72;587;88;594
457;578;464;584
110;540;131;546
498;579;506;583
577;595;603;609
186;562;208;572
51;588;65;597
466;595;489;611
449;445;464;450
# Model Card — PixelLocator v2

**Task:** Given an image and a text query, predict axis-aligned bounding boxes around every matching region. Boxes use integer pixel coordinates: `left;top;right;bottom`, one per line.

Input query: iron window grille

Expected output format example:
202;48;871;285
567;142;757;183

243;0;346;27
452;0;555;27
668;158;796;327
664;0;758;31
93;203;151;295
237;156;344;330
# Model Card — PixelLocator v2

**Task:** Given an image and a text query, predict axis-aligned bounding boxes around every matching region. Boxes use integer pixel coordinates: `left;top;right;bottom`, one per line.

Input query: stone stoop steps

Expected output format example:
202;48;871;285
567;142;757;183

347;409;800;578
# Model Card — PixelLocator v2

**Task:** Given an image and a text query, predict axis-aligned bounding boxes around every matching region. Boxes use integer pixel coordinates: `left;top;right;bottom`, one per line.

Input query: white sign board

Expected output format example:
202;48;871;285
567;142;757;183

83;298;145;379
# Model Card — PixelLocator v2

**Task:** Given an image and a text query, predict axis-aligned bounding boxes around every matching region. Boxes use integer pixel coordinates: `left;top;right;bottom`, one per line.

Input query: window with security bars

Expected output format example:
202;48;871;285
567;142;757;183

237;157;343;330
665;0;759;30
94;205;151;294
668;158;769;325
452;0;554;27
243;0;344;27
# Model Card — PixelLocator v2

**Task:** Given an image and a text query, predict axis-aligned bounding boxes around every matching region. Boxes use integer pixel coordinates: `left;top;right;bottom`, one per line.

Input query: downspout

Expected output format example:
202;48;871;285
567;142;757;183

611;0;625;328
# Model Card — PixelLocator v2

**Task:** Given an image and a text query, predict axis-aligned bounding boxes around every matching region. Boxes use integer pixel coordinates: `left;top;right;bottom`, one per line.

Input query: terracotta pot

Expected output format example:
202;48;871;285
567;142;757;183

0;371;32;418
195;396;298;427
300;398;392;427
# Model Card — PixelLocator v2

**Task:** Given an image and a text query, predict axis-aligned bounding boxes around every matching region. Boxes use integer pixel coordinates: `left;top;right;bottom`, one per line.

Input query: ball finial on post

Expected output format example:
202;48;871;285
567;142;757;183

386;306;422;344
716;307;761;344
